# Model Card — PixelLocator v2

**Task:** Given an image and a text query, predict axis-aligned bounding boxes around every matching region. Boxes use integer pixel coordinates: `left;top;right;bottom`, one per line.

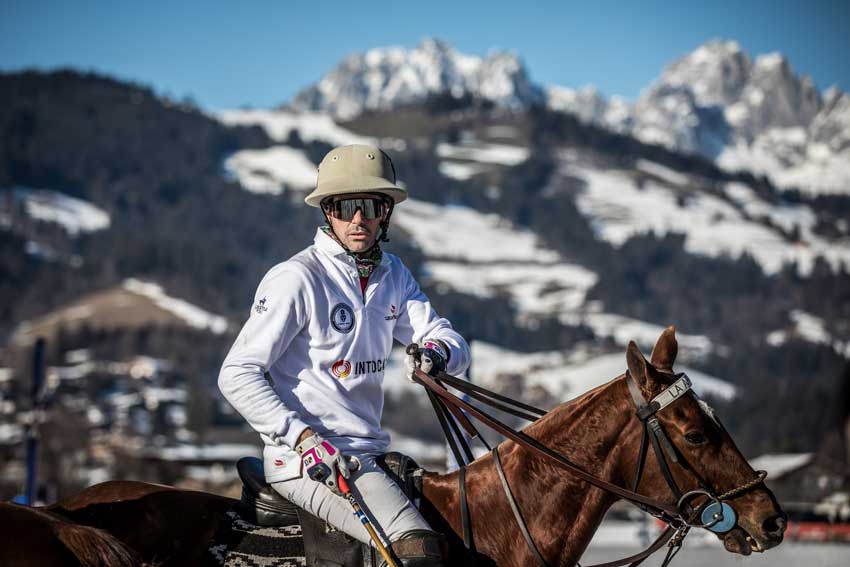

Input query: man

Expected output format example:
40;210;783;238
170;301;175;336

219;144;470;566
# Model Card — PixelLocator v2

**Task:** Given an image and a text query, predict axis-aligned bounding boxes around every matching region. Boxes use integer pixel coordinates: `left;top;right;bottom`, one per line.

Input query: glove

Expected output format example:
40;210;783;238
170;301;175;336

295;433;351;495
405;339;448;382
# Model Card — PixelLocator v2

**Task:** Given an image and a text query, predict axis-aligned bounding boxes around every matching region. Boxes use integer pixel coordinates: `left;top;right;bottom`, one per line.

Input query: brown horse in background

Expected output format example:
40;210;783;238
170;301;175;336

0;501;149;566
3;328;785;566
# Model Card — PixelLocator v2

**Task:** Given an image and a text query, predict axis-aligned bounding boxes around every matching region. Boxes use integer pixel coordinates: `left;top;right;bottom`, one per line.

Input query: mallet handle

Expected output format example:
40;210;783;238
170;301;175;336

337;475;399;567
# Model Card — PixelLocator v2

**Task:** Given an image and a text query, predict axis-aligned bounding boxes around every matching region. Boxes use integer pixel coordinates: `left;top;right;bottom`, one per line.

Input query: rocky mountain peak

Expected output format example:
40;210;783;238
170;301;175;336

291;38;540;118
658;39;751;107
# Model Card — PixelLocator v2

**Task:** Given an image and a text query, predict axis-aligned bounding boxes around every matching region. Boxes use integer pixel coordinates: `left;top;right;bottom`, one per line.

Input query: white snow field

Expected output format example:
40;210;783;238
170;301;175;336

217;108;374;146
435;140;530;181
469;342;736;402
393;198;713;355
123;279;230;334
569;164;850;275
223;146;317;195
9;187;110;235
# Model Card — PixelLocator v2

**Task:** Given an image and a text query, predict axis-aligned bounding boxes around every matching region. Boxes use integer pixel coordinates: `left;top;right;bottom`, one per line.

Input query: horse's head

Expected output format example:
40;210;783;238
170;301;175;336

623;326;786;555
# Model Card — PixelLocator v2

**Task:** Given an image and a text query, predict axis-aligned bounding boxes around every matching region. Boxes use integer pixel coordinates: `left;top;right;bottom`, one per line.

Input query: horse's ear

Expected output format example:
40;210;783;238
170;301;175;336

627;341;659;391
650;325;678;371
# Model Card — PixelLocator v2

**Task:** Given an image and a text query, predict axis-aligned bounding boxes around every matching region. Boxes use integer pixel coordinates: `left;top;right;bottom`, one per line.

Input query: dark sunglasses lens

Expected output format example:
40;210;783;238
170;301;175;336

333;198;384;220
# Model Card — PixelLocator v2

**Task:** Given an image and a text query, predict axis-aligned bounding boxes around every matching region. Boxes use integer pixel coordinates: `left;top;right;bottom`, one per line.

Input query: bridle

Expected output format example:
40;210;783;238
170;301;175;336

411;366;768;567
623;370;768;565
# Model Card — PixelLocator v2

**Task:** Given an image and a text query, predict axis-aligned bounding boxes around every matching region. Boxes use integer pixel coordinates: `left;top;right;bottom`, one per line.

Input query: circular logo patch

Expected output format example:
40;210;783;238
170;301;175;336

331;359;352;379
330;303;355;334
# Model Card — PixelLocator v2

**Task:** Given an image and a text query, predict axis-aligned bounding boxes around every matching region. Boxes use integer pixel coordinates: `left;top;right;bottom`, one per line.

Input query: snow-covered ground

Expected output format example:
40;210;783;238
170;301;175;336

6;187;110;235
470;342;736;402
766;310;850;357
435;140;530;181
217;108;373;146
223;146;317;194
748;452;813;478
393;198;713;355
123;279;230;334
569;164;850;275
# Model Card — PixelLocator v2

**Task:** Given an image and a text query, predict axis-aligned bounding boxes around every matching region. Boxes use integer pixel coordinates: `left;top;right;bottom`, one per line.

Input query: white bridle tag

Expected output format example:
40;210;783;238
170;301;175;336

651;374;692;412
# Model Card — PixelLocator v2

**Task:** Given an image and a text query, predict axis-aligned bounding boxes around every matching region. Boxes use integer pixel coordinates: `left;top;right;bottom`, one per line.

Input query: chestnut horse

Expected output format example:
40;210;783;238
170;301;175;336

4;328;785;566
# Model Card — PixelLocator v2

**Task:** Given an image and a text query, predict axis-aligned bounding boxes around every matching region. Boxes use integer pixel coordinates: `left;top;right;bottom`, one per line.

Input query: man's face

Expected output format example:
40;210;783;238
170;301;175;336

324;193;389;253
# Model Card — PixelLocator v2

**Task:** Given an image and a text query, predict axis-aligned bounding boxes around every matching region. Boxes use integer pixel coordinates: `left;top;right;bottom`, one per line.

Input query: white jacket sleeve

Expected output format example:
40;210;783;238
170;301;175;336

393;265;470;376
218;266;311;449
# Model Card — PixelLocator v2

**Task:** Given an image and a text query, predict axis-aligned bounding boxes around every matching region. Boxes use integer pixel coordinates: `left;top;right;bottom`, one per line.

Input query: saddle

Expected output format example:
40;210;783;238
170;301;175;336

236;452;424;567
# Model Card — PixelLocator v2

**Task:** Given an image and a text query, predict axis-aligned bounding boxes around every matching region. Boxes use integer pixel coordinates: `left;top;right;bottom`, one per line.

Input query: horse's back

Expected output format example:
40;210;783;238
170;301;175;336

46;480;235;566
0;502;146;567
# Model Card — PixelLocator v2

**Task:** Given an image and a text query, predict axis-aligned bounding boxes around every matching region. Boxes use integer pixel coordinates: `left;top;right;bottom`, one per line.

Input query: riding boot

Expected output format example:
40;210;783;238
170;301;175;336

380;529;448;567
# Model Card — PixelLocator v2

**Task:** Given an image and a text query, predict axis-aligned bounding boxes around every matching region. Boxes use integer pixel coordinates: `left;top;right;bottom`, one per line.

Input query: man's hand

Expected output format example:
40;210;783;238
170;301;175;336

405;339;448;382
295;433;350;495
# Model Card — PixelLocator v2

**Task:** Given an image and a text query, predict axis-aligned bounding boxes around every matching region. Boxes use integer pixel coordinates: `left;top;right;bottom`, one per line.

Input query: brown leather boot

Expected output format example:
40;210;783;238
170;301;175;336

381;530;448;566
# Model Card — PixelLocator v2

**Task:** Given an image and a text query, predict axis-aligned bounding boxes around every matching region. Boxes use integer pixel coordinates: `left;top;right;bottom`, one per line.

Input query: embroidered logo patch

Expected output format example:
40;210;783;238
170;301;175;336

384;304;399;321
254;296;269;314
331;359;352;379
330;303;355;333
274;458;285;467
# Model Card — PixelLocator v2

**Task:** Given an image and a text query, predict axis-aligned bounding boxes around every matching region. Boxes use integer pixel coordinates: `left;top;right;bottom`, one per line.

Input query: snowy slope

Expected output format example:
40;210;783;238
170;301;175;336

223;146;318;195
392;198;713;355
218;108;374;146
2;187;110;235
567;162;850;275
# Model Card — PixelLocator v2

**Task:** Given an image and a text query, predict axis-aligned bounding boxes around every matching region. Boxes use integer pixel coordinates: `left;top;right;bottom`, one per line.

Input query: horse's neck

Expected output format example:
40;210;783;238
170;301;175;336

422;377;638;566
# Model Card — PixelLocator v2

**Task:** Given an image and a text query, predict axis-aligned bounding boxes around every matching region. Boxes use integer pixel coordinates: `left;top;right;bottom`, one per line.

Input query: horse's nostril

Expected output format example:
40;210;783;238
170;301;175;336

762;515;787;537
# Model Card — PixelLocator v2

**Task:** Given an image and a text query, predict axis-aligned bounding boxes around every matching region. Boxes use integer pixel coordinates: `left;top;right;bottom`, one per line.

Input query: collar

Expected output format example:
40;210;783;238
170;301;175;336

313;227;391;267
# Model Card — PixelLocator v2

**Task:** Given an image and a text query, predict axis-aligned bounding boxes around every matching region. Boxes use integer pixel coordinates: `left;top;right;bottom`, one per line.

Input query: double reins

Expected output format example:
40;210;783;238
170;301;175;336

411;366;767;567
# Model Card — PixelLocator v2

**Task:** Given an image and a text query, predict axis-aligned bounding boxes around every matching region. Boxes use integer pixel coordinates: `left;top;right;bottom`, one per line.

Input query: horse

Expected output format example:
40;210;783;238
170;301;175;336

5;327;785;566
0;501;149;567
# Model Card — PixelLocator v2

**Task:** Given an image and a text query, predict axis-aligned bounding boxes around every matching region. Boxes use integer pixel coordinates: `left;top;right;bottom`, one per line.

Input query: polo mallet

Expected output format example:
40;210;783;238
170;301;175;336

336;472;399;567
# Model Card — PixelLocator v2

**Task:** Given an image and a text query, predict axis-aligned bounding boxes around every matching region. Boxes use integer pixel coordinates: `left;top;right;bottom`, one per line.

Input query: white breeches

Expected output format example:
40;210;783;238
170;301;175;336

272;453;432;546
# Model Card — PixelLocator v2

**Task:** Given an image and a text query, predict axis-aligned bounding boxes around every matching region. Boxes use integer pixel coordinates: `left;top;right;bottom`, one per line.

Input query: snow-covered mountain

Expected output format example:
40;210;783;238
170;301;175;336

290;38;848;195
291;38;543;119
549;40;850;195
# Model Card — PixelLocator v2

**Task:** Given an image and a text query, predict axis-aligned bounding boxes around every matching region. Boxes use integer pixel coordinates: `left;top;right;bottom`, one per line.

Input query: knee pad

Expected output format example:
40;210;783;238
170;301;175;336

384;529;448;567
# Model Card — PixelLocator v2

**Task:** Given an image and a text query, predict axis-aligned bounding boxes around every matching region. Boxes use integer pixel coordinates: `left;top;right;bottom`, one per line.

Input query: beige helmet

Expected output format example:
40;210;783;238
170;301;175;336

304;144;407;207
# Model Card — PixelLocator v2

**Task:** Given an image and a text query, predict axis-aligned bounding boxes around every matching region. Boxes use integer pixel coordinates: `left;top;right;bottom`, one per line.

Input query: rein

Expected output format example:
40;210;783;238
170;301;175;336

412;368;768;567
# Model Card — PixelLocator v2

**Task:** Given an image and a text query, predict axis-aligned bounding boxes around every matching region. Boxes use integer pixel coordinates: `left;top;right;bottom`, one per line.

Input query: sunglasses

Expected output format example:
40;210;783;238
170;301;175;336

322;197;388;221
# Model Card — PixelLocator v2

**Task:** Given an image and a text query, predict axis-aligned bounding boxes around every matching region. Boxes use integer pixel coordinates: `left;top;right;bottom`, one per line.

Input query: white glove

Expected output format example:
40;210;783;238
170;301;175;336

295;433;351;495
405;340;448;382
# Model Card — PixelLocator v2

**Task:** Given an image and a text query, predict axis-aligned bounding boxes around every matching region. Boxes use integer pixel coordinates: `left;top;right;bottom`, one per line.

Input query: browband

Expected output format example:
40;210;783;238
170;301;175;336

650;374;693;412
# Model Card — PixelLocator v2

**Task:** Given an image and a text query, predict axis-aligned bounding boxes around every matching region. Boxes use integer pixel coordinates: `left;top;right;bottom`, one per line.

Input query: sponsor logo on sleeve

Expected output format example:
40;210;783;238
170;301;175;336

330;303;355;333
254;296;269;314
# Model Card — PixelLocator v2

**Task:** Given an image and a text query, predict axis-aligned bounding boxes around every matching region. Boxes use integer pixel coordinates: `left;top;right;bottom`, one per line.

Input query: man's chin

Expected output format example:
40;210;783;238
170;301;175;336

345;239;375;253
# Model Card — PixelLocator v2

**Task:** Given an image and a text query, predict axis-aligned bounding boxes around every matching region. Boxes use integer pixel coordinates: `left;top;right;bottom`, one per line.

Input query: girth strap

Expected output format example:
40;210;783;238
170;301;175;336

492;446;550;567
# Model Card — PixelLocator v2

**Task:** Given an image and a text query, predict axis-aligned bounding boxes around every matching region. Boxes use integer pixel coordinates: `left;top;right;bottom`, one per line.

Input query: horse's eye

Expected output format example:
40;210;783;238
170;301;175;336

685;431;707;446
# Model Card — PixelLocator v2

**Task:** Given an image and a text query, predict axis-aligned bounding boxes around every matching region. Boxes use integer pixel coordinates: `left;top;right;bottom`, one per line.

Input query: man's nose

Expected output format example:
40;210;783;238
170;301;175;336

350;208;364;224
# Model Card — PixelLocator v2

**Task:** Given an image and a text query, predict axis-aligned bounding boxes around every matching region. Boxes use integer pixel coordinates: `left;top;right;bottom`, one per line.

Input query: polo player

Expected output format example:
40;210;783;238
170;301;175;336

219;144;470;566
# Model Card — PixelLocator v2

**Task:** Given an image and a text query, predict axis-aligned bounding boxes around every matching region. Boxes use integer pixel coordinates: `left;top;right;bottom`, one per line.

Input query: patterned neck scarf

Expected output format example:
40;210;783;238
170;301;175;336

322;226;383;278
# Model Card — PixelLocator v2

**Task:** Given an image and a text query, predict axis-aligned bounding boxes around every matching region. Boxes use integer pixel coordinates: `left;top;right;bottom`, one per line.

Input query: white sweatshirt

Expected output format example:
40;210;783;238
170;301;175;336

219;228;470;482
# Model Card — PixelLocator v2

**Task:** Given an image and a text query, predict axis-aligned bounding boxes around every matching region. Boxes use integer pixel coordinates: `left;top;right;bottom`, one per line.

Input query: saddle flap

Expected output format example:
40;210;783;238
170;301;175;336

237;456;299;524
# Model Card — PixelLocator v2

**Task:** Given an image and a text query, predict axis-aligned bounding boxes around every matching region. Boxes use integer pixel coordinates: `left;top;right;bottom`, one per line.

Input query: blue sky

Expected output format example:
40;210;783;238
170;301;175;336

2;1;848;110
